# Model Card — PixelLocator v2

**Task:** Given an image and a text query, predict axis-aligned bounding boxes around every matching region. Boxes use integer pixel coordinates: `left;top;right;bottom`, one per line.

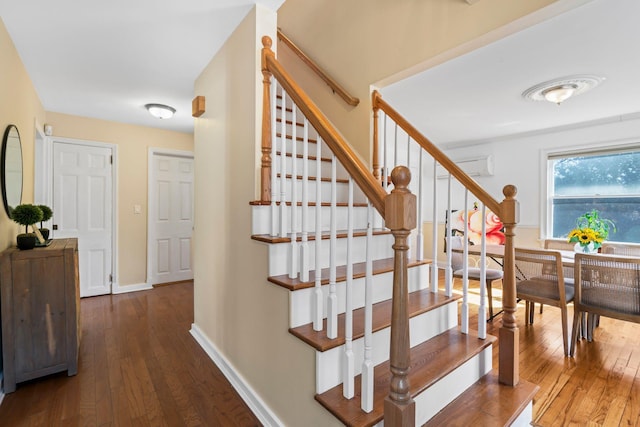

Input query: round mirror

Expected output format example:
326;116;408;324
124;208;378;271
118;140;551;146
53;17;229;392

2;125;23;218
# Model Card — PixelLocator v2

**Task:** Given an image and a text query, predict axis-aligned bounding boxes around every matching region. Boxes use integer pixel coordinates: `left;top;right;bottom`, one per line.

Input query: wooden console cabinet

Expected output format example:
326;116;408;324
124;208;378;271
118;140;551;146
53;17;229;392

0;238;80;393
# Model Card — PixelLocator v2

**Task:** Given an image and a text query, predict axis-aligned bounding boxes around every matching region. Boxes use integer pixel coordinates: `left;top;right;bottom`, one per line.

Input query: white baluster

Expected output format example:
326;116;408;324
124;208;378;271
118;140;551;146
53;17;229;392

279;91;287;238
300;119;310;282
313;136;323;331
289;104;298;278
445;173;453;297
343;177;354;398
327;154;338;339
431;158;438;293
478;203;488;339
461;191;470;334
270;81;277;237
361;202;374;413
383;113;388;191
393;122;398;171
416;149;424;261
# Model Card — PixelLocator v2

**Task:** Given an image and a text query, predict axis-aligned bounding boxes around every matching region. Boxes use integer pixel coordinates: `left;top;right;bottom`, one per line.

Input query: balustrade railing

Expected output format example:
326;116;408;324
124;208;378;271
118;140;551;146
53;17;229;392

372;90;520;386
260;34;520;425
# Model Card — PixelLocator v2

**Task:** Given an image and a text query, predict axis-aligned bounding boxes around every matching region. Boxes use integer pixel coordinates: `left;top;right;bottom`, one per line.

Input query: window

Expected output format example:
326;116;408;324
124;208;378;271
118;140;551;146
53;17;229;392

548;148;640;243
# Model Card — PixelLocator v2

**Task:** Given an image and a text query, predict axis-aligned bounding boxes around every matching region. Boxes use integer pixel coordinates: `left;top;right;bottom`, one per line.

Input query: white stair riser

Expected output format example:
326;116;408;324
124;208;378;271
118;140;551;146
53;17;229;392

289;263;429;328
414;346;493;425
273;177;367;205
252;204;376;235
315;298;458;394
267;233;395;277
274;155;350;181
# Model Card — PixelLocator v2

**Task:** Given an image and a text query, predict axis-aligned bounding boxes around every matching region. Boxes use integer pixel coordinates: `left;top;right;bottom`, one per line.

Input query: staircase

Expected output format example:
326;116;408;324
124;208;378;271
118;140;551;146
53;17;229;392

252;35;538;426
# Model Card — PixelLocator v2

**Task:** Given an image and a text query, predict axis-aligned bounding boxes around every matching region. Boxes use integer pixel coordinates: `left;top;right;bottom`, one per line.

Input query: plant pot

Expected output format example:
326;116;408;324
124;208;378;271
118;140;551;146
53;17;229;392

41;228;50;240
17;233;37;250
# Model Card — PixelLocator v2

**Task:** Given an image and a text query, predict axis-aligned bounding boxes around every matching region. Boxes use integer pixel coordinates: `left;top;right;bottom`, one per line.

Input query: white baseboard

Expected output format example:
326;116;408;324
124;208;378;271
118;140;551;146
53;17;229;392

111;282;153;295
189;324;284;427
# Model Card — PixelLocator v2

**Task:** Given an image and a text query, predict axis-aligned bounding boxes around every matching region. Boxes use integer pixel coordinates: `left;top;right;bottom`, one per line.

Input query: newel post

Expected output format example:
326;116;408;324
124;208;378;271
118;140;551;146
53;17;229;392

384;166;416;426
498;185;520;386
372;91;381;183
260;36;274;203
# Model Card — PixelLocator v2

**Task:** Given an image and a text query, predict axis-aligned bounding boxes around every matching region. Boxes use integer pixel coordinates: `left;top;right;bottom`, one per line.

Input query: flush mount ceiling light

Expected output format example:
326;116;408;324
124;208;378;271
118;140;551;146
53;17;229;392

522;75;605;105
145;103;176;119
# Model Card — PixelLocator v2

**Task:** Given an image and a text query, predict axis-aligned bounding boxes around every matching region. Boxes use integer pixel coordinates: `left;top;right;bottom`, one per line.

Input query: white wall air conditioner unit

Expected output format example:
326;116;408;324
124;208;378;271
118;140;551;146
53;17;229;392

436;155;494;179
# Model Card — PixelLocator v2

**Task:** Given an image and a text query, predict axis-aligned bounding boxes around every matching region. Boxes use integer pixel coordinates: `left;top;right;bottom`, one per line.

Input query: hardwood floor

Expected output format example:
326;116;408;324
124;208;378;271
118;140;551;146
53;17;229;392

2;277;639;426
463;280;640;426
0;281;260;427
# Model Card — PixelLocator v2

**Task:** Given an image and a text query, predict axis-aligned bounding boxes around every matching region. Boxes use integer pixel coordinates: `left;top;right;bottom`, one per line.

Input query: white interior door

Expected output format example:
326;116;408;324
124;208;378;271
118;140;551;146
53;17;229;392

53;141;113;297
148;152;194;285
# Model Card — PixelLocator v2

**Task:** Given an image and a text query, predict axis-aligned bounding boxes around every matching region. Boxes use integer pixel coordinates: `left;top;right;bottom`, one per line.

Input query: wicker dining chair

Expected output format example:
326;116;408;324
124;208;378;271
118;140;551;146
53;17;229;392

570;253;640;356
514;247;574;356
601;243;640;257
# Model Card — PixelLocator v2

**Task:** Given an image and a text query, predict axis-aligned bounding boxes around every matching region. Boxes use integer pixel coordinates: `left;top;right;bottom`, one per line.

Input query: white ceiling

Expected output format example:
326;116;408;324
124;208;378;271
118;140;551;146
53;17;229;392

1;0;636;141
0;0;284;134
382;0;640;147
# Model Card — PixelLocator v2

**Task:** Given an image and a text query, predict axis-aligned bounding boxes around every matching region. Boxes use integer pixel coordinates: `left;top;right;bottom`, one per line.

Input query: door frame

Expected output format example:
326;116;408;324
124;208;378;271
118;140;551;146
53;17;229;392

39;136;118;292
147;147;194;286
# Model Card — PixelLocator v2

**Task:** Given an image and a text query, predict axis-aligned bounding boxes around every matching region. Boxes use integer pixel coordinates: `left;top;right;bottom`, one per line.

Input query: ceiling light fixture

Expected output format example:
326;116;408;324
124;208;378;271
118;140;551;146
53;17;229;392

522;75;605;105
145;103;176;119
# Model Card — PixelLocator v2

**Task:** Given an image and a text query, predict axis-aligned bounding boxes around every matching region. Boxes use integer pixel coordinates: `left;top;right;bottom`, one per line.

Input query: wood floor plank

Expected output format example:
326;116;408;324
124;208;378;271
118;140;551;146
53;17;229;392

0;282;260;427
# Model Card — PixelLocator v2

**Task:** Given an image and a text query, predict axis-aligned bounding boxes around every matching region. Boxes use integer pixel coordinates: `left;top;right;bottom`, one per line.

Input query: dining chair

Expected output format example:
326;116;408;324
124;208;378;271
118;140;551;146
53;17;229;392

601;243;640;257
514;247;574;356
447;235;503;321
570;253;640;356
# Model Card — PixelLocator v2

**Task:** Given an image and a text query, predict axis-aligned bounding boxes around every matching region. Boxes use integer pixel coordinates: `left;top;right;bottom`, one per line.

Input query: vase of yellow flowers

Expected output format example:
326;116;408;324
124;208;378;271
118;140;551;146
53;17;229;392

568;209;616;253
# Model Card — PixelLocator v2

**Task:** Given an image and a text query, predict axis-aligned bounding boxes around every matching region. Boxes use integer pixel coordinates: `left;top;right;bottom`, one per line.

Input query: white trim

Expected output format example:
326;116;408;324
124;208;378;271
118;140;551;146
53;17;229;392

33;119;52;207
540;137;640;240
48;136;119;293
146;147;194;286
189;324;284;427
0;371;4;405
111;281;153;294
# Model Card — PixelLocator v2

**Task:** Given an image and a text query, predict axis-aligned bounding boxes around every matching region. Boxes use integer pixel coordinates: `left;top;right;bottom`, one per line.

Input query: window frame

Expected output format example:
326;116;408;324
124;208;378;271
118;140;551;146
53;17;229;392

541;139;640;241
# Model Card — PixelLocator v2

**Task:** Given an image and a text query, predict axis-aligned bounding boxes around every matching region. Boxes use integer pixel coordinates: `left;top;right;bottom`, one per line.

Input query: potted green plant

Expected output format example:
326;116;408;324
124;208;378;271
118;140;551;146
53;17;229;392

11;204;43;250
37;204;53;240
568;209;616;252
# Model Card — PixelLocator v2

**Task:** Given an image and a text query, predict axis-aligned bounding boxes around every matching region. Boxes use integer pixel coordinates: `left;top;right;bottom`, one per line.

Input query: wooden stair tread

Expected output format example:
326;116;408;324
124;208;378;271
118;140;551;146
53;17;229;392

268;257;430;291
315;329;497;427
290;288;460;352
276;173;349;184
276;150;332;162
276;132;318;144
276;117;309;128
249;200;369;208
251;228;390;244
424;372;539;427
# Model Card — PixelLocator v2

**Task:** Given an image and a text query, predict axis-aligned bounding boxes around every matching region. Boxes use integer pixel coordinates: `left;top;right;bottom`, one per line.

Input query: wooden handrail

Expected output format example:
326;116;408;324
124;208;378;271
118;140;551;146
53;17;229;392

262;36;385;216
372;90;501;215
277;29;360;107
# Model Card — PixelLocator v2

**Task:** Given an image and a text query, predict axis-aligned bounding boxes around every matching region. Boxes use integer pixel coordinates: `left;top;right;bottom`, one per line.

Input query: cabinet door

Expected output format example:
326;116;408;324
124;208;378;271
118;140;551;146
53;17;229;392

12;255;67;378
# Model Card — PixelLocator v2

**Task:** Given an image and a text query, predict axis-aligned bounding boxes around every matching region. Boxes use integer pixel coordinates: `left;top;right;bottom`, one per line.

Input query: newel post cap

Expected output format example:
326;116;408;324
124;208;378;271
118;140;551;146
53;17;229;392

385;166;416;231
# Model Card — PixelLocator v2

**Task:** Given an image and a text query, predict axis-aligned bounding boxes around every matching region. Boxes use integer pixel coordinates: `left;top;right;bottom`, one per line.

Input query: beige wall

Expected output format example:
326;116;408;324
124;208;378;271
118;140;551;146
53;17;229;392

45;112;193;287
192;5;338;425
277;0;562;159
0;19;45;252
